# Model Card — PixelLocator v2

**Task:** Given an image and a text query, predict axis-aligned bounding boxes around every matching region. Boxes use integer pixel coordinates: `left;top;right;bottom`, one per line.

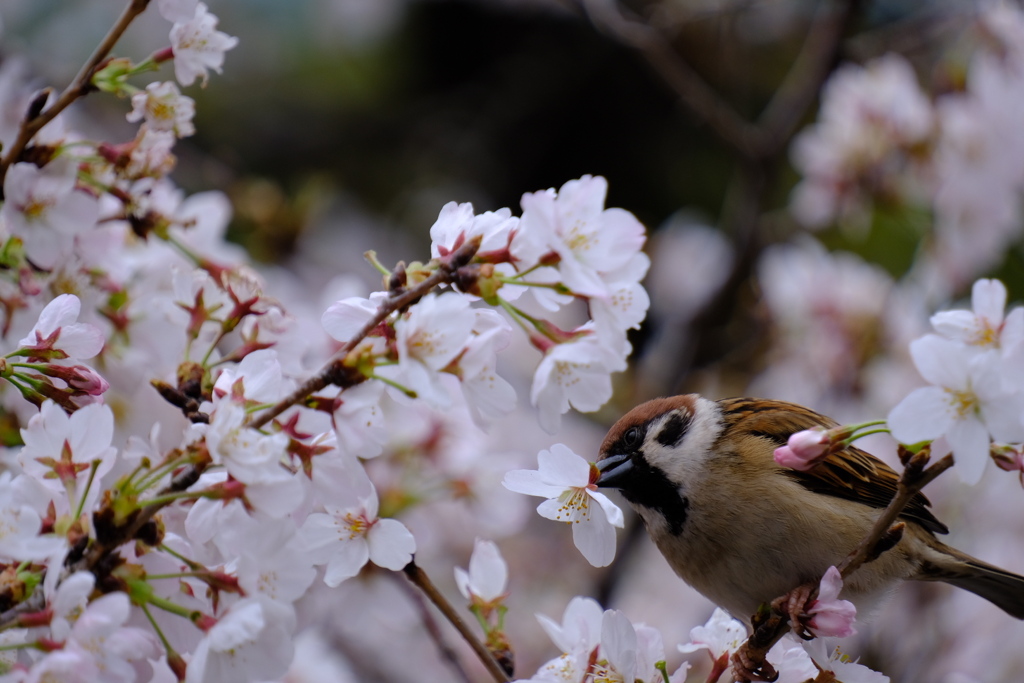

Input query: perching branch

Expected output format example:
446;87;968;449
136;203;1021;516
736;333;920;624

0;0;152;183
402;559;512;683
730;448;954;682
0;455;205;633
246;235;482;430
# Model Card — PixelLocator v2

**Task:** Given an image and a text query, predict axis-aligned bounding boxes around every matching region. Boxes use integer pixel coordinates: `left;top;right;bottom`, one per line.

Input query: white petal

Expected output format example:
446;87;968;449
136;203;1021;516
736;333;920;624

947;417;991;485
467;539;507;601
930;310;976;341
538;444;591;486
571;503;617;567
972;278;1006;325
367;518;416;570
502;469;567;498
909;335;971;389
887;387;954;444
323;539;370;587
589;490;625;528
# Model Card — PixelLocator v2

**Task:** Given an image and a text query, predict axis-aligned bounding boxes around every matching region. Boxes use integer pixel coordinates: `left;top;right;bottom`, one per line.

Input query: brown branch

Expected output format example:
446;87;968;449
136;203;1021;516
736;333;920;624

578;0;761;157
0;456;204;632
0;0;152;183
755;0;862;158
731;450;954;682
402;560;511;683
247;235;482;430
391;571;474;683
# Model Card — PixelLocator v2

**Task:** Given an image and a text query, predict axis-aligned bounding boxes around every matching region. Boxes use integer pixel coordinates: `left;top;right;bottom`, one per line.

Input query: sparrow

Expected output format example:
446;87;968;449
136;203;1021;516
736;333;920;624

594;394;1024;623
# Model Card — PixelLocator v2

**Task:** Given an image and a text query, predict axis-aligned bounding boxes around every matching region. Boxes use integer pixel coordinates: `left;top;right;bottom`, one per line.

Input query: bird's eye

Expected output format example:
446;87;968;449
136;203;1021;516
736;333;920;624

623;426;641;448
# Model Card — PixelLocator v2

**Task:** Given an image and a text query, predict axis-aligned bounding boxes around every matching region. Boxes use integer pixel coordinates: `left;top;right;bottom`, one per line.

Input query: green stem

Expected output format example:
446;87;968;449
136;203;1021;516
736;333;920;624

140;602;178;660
364;250;392;277
370;373;417;398
72;461;101;521
158;544;201;569
145;592;201;620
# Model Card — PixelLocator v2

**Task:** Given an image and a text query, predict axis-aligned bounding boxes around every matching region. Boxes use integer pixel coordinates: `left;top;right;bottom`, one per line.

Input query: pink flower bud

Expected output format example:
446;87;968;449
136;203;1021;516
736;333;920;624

807;566;857;638
773;428;830;471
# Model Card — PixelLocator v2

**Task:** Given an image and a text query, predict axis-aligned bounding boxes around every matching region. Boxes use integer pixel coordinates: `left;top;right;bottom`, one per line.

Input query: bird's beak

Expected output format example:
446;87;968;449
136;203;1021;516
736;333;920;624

595;453;633;489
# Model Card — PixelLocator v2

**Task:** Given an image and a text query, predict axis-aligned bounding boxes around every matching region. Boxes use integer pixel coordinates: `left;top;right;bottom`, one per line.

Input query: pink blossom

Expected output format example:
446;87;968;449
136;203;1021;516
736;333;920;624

773;428;830;471
806;566;857;638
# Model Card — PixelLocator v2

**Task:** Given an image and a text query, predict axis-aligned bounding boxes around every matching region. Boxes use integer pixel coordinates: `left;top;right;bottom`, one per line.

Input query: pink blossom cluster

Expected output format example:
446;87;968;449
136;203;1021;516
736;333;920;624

790;3;1024;289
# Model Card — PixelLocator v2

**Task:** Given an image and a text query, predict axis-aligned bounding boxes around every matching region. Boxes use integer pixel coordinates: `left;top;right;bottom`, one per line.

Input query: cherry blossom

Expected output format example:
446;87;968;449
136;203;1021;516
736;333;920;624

802;639;890;683
888;334;1024;483
678;607;746;677
18;401;117;515
17;294;105;361
530;329;626;434
503;444;624;566
186;597;295;683
170;3;239;87
65;592;160;683
126;81;196;138
773;428;830;471
1;162;99;269
379;292;477;406
518;175;646;299
455;538;508;605
806;566;857;638
0;472;65;562
301;457;416;585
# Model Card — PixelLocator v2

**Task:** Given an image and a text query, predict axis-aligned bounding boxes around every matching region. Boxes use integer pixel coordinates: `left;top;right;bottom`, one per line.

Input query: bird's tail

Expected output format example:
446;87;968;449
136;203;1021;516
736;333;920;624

920;543;1024;619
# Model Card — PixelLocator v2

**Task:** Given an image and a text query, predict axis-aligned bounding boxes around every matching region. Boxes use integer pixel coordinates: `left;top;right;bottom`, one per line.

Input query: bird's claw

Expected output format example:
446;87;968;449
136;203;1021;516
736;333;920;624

771;582;816;639
729;644;779;682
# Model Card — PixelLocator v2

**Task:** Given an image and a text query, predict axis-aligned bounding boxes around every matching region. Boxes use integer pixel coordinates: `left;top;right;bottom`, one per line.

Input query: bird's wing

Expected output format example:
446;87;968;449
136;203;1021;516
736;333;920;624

717;397;948;535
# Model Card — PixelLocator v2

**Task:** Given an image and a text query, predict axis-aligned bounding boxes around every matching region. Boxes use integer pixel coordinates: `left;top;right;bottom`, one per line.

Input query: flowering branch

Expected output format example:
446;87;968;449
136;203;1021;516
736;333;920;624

402;560;512;683
246;235;482;430
733;447;954;682
0;0;152;183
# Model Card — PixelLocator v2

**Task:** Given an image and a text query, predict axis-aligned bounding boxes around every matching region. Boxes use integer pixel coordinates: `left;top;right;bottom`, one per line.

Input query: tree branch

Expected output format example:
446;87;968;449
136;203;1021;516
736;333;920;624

246;235;482;430
402;560;511;683
731;450;954;682
0;0;152;183
578;0;761;158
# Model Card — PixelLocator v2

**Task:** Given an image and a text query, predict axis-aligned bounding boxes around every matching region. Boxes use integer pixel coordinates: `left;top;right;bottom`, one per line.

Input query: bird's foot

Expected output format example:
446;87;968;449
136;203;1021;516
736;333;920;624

771;582;816;639
729;645;779;682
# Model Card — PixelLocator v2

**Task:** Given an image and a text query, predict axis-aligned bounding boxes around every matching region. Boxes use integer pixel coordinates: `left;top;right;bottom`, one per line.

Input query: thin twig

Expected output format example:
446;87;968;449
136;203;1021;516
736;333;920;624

732;451;954;682
756;0;862;158
391;571;474;683
0;459;204;632
579;0;761;157
247;236;482;430
402;560;511;683
0;0;152;182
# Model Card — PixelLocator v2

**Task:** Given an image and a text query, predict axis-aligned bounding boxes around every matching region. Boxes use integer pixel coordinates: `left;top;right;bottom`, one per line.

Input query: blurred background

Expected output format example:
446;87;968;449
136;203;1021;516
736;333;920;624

5;1;1024;682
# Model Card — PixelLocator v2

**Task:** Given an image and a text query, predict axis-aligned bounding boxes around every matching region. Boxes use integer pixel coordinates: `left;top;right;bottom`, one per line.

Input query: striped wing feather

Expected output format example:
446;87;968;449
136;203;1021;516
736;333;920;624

717;397;948;535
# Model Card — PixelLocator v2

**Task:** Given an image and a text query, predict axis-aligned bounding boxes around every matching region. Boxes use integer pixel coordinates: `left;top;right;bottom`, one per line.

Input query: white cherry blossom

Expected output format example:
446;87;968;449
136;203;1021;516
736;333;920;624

127;81;196;138
0;472;65;562
301;456;415;585
888;334;1024;483
186;597;295;683
379;292;477;406
503;444;623;566
18;401;117;515
518;175;646;299
530;328;626;434
455;539;508;604
170;3;239;87
18;294;104;360
1;162;99;269
65;592;159;683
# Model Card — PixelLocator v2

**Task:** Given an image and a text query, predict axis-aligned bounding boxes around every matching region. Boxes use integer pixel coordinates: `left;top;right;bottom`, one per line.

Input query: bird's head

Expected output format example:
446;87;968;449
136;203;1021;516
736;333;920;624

594;394;723;534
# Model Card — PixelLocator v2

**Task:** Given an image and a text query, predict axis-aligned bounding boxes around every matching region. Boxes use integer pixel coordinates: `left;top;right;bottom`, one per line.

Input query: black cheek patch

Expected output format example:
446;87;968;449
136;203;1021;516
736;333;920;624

618;459;689;536
656;412;692;447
